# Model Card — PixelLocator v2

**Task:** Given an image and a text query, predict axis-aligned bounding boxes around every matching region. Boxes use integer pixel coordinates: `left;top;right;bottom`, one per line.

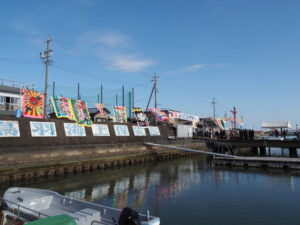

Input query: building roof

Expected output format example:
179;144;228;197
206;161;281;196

261;121;292;129
0;85;21;94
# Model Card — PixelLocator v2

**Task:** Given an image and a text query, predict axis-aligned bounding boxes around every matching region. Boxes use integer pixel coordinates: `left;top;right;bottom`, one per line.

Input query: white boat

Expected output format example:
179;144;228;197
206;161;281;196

2;187;160;225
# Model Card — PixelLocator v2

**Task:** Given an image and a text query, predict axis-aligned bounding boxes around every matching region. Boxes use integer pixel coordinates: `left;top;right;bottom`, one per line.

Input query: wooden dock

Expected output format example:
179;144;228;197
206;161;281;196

214;156;300;170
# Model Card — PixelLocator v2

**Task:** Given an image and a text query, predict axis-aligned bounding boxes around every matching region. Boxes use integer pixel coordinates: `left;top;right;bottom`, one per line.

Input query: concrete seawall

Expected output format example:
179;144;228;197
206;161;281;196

0;117;188;182
0;143;198;183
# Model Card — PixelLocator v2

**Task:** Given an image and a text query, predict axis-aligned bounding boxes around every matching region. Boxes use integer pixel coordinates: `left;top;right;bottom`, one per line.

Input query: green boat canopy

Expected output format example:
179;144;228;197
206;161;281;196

26;215;77;225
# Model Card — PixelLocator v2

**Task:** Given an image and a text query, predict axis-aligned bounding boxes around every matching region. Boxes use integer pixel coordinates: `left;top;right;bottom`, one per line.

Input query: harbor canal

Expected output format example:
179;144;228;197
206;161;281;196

1;155;300;225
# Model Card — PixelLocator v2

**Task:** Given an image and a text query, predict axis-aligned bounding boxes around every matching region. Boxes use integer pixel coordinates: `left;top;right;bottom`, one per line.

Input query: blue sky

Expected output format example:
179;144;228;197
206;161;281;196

0;0;300;128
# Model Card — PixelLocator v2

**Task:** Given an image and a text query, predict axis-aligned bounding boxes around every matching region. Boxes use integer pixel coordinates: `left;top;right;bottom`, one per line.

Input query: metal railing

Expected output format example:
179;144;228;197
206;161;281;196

1;198;49;219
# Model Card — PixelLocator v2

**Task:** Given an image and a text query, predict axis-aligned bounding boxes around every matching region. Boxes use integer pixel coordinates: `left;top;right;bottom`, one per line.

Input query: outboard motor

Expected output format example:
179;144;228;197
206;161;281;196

118;207;141;225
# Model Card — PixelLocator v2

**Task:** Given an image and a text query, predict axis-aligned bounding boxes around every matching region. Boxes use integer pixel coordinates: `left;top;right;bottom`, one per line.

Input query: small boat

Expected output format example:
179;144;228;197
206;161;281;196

2;187;160;225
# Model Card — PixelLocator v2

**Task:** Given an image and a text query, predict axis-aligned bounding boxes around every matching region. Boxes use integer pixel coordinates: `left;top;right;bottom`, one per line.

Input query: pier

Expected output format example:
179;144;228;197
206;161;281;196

194;138;300;157
145;140;300;170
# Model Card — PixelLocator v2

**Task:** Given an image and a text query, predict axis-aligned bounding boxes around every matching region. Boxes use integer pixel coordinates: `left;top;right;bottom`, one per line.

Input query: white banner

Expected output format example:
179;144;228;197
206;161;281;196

30;122;57;137
114;125;130;136
148;126;160;136
179;113;199;121
132;126;146;136
0;120;20;137
169;111;180;119
64;123;86;136
92;124;110;136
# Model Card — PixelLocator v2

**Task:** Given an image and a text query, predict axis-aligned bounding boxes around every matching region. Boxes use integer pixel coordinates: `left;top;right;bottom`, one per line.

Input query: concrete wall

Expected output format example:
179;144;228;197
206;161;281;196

0;117;172;149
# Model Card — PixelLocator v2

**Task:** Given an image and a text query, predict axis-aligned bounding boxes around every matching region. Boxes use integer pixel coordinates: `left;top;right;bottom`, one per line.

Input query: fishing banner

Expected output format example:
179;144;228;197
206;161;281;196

113;106;127;123
132;107;149;127
148;108;168;122
51;96;75;120
22;89;44;119
70;99;92;127
95;103;105;116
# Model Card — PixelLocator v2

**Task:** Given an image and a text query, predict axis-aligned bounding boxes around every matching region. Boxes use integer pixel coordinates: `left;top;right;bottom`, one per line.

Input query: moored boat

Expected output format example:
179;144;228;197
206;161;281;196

2;187;160;225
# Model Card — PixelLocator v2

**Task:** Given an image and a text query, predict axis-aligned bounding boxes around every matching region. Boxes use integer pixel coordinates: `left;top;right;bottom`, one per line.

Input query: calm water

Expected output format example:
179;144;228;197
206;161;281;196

1;156;300;225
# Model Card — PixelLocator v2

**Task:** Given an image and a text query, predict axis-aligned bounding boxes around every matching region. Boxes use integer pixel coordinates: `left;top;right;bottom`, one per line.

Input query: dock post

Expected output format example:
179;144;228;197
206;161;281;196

252;147;259;156
289;147;298;158
259;146;266;156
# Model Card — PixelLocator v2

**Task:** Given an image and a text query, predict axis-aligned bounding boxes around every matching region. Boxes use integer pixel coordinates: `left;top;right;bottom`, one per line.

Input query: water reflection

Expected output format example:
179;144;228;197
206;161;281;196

1;156;300;225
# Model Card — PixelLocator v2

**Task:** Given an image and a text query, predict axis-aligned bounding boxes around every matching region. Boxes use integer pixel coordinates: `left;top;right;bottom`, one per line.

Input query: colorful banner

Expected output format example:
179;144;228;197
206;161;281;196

132;126;146;136
114;125;130;136
51;96;75;120
22;89;44;118
0;120;20;137
148;126;160;136
132;108;149;127
30;122;56;137
148;108;168;122
95;103;105;117
113;106;127;123
70;99;92;127
92;124;110;136
64;123;86;136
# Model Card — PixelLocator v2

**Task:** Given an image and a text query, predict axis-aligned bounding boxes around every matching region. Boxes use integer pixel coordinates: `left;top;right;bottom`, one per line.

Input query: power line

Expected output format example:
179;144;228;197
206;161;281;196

0;56;39;65
53;62;151;88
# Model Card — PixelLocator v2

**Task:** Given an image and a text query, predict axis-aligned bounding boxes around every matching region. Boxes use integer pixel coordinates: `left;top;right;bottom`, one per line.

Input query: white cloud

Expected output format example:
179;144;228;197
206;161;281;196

106;54;155;73
166;64;206;74
74;30;156;72
78;30;129;48
185;64;206;72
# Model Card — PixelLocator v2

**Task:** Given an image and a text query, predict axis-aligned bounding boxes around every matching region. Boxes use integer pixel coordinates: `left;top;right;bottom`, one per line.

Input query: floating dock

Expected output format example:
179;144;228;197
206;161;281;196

214;156;300;170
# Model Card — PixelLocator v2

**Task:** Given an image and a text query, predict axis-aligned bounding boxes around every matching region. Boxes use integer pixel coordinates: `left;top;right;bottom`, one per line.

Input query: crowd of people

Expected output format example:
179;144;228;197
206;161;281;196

272;128;288;138
195;128;255;140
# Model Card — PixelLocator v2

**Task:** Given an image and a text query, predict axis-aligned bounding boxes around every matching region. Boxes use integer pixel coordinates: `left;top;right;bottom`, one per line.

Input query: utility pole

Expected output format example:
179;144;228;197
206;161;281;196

128;91;131;118
211;97;217;118
122;85;125;106
132;88;134;108
40;37;53;117
146;73;159;111
77;83;80;100
153;73;159;108
132;88;134;117
231;106;238;129
100;84;103;103
52;81;55;96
